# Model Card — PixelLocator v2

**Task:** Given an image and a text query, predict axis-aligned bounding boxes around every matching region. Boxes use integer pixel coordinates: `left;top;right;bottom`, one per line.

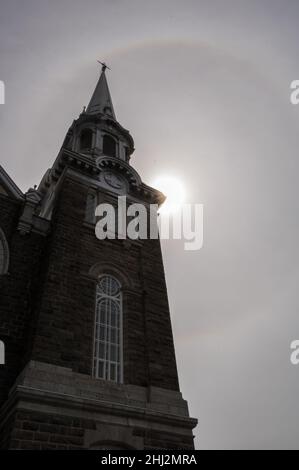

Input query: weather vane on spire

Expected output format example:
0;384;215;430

97;60;111;72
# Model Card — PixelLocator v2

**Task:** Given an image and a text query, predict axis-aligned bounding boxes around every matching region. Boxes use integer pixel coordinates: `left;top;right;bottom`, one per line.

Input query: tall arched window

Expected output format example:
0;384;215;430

93;275;123;383
85;190;97;224
0;228;9;275
80;128;93;150
103;134;117;158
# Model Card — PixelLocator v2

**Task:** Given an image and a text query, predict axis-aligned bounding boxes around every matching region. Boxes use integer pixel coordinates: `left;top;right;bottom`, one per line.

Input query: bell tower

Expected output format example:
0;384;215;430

65;64;134;162
0;67;197;450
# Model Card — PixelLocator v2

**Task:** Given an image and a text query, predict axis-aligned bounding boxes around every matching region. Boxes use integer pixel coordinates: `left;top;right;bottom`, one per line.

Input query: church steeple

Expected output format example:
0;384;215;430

60;66;134;161
0;65;197;450
86;65;116;119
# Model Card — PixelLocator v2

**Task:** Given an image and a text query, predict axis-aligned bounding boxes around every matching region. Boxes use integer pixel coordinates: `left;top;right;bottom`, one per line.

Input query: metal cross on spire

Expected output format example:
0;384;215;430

86;61;116;118
97;60;111;73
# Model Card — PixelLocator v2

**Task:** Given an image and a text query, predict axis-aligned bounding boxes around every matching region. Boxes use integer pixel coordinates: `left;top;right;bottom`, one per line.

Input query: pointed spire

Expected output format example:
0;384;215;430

86;66;116;119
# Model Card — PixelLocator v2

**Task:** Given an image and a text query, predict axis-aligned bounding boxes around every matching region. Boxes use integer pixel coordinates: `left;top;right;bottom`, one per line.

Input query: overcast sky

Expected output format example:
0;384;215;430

1;0;299;449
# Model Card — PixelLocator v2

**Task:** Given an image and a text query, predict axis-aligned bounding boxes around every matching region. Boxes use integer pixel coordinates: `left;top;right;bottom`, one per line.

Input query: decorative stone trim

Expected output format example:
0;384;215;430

17;188;42;235
0;165;24;201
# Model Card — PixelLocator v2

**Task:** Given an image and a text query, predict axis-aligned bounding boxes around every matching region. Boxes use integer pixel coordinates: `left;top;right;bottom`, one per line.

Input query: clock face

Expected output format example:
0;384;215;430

103;171;125;190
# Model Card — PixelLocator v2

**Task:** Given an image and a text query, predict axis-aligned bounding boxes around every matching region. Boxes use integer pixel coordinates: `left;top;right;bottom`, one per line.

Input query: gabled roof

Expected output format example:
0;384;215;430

0;165;24;201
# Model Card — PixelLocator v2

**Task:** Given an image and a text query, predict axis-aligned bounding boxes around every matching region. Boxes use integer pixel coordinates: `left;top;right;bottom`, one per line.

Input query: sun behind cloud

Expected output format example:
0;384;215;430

152;175;186;214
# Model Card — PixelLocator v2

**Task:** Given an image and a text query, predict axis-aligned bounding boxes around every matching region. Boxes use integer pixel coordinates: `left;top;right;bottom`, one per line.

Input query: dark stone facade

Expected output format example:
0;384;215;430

0;71;197;449
0;192;47;405
29;175;180;391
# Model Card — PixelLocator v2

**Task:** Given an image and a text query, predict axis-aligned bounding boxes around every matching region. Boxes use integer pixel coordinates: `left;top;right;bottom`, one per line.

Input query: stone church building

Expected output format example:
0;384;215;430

0;67;197;450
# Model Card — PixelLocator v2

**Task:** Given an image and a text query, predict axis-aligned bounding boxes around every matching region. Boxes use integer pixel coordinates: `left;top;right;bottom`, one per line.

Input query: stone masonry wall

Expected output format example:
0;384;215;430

0;195;46;406
30;174;179;391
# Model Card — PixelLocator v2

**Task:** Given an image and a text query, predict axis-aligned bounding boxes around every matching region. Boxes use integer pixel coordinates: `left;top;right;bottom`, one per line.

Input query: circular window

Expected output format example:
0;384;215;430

98;275;121;296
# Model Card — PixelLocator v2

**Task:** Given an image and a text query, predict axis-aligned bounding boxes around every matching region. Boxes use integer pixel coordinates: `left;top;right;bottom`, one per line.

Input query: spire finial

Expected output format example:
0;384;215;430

97;60;111;73
86;63;116;118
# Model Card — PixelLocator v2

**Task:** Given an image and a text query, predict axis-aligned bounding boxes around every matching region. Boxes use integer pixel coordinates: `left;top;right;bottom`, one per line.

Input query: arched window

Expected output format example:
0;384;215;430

85;190;97;224
80;128;93;150
103;134;117;158
93;275;123;383
0;228;9;275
